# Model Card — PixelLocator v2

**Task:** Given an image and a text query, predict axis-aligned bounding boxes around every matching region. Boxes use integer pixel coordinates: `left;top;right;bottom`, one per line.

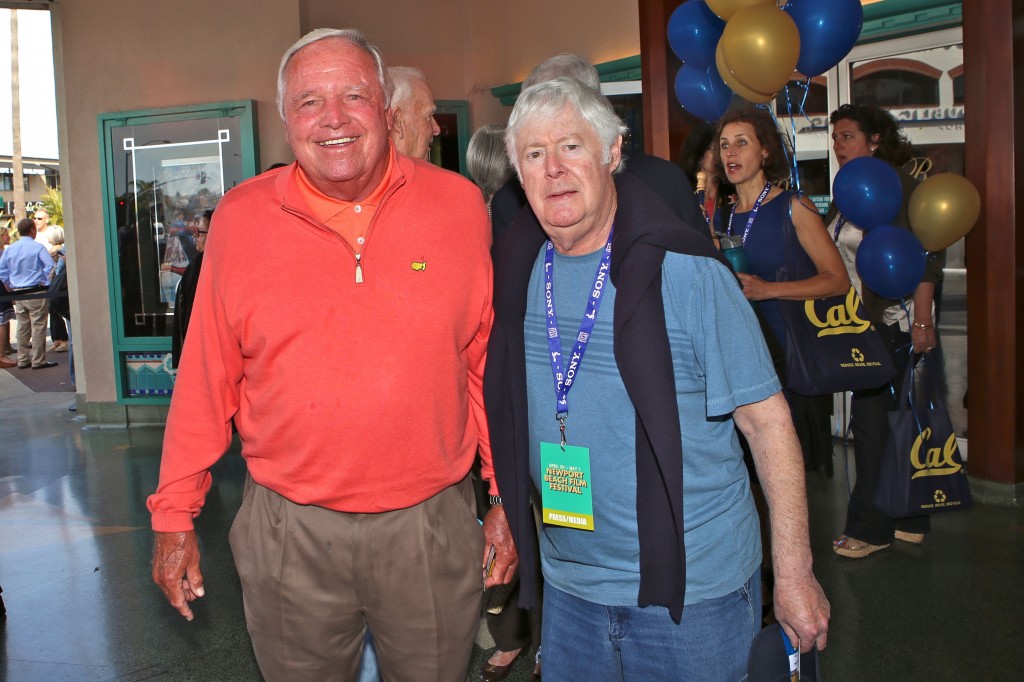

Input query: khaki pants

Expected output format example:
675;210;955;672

229;475;484;682
13;297;49;367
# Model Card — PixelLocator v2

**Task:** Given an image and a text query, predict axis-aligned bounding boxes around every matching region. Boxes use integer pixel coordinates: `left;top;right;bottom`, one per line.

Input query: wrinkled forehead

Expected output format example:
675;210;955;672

517;105;592;144
286;39;382;96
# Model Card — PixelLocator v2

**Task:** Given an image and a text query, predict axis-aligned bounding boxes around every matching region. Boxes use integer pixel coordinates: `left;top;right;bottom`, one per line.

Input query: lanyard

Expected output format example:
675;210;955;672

727;182;772;246
832;214;847;243
544;229;614;447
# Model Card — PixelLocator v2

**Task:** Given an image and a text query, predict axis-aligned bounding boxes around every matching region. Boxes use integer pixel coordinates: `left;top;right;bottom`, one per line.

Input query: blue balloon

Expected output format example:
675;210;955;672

855;226;927;300
785;0;864;77
832;156;902;230
667;0;726;70
674;64;733;122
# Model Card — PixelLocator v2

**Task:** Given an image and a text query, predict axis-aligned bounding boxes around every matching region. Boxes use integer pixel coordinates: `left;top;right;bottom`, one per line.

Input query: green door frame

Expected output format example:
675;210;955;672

435;99;470;176
97;99;259;404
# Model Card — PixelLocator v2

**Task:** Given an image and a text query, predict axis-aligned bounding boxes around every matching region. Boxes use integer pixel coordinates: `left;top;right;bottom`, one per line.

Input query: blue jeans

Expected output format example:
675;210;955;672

356;629;380;682
541;570;760;681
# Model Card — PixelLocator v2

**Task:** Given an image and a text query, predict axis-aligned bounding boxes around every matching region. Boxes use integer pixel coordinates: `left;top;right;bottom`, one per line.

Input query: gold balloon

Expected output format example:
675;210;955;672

908;173;981;251
706;0;775;21
716;42;776;104
719;4;801;96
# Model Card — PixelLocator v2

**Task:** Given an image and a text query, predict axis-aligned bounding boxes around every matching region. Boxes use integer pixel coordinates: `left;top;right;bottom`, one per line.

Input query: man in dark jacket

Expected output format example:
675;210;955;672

484;76;830;681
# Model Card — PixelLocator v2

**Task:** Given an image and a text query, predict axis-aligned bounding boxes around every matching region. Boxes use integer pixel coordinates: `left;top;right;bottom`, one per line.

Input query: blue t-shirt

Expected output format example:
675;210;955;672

524;246;780;606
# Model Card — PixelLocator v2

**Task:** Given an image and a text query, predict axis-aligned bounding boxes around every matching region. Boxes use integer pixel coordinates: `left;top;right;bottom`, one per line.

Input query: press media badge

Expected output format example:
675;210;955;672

540;441;594;530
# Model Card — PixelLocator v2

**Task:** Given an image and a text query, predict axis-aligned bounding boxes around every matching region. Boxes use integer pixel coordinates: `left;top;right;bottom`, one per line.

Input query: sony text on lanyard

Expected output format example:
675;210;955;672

544;229;614;448
727;182;773;246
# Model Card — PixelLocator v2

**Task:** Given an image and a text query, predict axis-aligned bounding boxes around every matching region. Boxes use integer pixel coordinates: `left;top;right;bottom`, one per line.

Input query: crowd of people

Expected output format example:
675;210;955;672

138;26;949;682
0;208;70;373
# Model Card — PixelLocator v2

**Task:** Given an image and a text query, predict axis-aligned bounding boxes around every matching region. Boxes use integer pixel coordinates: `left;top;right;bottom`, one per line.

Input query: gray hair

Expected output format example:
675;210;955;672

277;28;392;119
388;66;427;109
522;53;601;91
467;125;512;200
505;77;628;178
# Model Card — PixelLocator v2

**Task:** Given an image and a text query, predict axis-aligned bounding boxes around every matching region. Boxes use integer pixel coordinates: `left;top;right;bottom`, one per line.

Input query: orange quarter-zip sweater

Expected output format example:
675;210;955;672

148;149;495;532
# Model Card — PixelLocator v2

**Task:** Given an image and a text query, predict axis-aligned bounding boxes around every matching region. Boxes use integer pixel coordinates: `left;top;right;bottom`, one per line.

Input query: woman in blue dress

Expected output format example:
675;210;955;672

713;108;848;478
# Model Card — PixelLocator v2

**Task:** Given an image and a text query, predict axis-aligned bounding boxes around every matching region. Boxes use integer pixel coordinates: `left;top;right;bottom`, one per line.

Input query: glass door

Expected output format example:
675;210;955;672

98;100;258;401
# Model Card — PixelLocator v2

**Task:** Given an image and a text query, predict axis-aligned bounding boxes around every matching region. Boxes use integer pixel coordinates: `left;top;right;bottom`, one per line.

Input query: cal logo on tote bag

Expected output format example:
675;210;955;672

778;286;896;396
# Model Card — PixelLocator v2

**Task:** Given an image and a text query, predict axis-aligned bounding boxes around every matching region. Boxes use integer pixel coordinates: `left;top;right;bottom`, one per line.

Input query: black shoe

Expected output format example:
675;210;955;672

31;361;58;369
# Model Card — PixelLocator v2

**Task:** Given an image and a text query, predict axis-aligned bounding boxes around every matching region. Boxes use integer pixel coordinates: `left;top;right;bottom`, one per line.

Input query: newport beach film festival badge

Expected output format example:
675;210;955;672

540;442;594;531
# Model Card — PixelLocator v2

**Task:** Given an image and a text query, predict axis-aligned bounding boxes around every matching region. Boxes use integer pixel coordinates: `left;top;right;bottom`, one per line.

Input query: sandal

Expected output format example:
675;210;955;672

833;535;890;558
894;530;925;544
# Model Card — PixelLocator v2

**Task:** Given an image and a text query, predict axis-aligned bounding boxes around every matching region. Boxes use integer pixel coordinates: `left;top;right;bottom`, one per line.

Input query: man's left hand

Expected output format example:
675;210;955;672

481;505;518;588
773;572;830;653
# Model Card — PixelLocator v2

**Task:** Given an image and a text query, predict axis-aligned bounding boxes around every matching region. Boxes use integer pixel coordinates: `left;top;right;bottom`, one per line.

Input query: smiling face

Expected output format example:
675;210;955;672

282;38;392;201
515;105;620;255
719;121;767;188
831;118;876;167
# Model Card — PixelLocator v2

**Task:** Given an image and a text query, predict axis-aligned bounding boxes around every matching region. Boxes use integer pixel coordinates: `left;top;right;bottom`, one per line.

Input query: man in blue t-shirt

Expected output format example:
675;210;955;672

483;78;830;681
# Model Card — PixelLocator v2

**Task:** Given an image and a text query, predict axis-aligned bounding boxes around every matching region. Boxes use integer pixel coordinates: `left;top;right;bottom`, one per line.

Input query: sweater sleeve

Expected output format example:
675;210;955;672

147;249;242;532
471;254;499;495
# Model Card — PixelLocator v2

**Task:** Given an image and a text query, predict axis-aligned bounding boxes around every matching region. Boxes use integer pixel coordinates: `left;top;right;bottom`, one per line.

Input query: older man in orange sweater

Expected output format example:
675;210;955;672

149;28;515;682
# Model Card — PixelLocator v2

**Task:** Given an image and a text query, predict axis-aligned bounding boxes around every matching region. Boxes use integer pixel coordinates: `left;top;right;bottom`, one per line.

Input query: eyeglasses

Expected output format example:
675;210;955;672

197;230;209;235
33;217;46;221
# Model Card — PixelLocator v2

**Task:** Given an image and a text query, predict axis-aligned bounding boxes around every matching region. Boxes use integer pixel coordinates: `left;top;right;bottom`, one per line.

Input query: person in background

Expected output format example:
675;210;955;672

0;218;57;370
679;121;734;241
150;28;508;681
1;227;17;367
468;124;513;210
32;210;69;352
170;209;212;369
713;108;848;480
467;123;542;682
827;103;945;558
387;66;441;161
486;77;829;680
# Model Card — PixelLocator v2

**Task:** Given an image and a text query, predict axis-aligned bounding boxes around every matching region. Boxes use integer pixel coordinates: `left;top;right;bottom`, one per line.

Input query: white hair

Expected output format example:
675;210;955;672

276;28;392;119
467;125;512;199
388;66;428;109
505;77;628;178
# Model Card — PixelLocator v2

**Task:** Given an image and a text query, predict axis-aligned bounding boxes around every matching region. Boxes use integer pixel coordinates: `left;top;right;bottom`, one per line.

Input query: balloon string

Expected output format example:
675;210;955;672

795;77;816;133
770;87;801;195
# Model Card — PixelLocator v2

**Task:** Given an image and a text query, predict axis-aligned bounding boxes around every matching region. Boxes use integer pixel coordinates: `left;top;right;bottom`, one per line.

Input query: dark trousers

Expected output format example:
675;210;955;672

471;467;542;654
844;324;930;545
50;311;68;342
485;579;541;652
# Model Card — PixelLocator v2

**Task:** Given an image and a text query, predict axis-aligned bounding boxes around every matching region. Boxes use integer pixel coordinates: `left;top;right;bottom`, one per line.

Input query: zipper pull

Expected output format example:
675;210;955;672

355;252;364;284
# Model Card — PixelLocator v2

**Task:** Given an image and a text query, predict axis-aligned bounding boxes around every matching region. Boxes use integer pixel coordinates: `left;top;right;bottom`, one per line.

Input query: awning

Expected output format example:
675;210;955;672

0;161;59;176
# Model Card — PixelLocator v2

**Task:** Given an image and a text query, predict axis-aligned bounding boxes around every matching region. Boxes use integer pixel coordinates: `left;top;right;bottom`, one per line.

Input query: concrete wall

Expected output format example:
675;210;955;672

51;0;638;414
54;0;301;406
298;0;640;127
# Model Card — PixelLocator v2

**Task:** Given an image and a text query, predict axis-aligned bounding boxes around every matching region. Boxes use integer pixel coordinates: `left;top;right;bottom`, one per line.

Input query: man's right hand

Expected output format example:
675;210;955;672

152;530;205;621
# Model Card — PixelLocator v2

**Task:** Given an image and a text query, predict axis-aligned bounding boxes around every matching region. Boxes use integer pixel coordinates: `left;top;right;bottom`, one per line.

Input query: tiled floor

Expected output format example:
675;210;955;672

1;277;1021;681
